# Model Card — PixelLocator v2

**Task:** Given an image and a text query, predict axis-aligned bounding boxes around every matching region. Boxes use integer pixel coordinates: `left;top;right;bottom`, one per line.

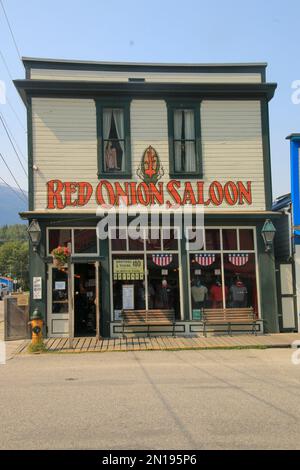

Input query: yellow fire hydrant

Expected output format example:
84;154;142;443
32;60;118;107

29;308;43;345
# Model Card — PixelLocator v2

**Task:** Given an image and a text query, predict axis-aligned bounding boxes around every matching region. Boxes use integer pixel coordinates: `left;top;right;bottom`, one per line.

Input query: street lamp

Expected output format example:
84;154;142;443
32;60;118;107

261;219;276;252
27;219;41;252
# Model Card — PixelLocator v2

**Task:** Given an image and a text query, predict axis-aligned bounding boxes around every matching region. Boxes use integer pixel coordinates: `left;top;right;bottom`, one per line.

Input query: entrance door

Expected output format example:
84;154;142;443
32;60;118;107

48;264;72;337
48;262;100;338
74;262;100;338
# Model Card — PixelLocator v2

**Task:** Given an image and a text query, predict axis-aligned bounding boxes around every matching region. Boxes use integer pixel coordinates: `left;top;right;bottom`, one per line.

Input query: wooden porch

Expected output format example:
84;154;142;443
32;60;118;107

13;332;300;355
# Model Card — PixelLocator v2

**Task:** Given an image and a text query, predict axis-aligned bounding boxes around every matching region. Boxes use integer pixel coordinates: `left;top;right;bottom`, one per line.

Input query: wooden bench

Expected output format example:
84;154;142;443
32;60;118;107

121;309;175;338
201;308;258;337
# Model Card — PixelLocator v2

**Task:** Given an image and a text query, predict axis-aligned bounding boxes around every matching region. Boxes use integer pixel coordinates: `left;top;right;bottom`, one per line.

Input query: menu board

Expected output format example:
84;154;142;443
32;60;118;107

113;259;144;280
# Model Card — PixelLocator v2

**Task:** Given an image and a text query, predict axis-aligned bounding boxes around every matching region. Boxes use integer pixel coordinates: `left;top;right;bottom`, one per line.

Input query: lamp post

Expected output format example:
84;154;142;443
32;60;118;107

27;219;41;252
261;219;276;252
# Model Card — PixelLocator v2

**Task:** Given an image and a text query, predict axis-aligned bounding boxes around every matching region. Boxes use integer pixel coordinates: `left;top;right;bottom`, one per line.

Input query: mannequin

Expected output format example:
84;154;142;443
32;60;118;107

229;276;248;308
191;278;208;309
210;278;228;308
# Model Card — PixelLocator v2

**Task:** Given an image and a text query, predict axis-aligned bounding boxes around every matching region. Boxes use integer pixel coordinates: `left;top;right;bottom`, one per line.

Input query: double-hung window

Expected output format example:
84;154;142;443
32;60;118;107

167;101;202;178
96;100;131;178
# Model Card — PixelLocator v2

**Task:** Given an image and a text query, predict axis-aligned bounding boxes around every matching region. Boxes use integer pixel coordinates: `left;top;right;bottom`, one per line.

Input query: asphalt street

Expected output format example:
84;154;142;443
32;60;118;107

1;348;300;449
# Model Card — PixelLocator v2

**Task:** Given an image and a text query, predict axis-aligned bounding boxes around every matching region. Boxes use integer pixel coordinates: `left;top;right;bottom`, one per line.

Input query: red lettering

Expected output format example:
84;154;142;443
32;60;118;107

137;182;151;205
182;182;197;205
166;180;182;206
149;182;164;205
96;180;116;206
47;180;65;209
64;182;78;207
238;181;252;205
209;181;223;206
77;182;93;206
224;181;238;206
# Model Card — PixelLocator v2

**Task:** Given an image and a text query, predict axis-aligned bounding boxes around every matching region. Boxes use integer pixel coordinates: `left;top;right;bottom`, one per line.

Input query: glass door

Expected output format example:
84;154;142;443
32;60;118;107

47;265;72;337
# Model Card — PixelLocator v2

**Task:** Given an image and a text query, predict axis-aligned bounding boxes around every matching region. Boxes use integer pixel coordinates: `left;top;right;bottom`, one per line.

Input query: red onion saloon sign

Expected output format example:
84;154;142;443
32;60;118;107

46;146;253;209
46;179;252;209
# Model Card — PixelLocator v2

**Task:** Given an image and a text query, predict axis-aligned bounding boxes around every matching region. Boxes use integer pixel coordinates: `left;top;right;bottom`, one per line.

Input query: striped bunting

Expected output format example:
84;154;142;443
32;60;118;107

228;253;249;266
194;254;216;266
152;254;173;267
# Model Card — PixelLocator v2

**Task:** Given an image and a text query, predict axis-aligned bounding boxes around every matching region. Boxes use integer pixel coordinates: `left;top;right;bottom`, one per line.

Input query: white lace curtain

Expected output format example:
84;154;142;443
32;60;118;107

103;108;125;171
174;109;196;172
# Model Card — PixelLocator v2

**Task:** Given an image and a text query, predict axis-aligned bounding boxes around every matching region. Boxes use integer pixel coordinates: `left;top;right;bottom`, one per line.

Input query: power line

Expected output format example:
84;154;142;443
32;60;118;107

0;48;13;81
0;113;27;175
0;49;27;132
0;111;26;163
6;97;26;132
0;152;27;200
0;0;21;60
0;174;27;204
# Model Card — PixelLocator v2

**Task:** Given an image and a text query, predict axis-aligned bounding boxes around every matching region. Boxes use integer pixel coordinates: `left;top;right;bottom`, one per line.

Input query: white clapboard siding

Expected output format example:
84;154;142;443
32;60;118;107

201;100;265;209
32;98;265;211
32;98;98;210
30;68;262;83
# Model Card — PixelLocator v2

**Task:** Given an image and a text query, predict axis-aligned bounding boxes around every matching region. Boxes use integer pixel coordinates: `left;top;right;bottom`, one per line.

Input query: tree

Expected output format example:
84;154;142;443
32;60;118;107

0;224;27;245
0;241;29;290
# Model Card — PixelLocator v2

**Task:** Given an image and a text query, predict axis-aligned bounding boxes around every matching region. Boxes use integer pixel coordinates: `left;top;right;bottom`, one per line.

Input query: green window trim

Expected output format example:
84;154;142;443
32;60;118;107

95;98;132;179
166;100;203;179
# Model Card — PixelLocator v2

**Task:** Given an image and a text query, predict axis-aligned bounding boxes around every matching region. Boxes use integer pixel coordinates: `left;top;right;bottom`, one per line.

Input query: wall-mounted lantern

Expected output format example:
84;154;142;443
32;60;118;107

261;219;276;252
27;219;41;252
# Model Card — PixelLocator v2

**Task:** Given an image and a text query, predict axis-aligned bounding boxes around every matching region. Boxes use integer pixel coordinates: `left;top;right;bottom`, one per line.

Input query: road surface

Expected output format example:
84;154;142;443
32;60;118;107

0;348;300;449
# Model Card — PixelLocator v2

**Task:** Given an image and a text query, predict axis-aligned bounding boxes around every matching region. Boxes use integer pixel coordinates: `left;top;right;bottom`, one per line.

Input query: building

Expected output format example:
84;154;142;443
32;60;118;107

272;134;300;333
15;58;280;338
272;193;298;331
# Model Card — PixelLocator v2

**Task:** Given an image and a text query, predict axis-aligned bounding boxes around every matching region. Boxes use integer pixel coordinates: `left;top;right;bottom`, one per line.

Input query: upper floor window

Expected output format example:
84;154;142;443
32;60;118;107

103;108;125;172
167;101;202;178
174;109;196;173
96;100;131;178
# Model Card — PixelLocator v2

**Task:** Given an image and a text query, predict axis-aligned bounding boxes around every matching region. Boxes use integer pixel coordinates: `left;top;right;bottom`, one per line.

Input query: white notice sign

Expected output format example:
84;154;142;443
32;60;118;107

122;284;134;310
33;277;42;300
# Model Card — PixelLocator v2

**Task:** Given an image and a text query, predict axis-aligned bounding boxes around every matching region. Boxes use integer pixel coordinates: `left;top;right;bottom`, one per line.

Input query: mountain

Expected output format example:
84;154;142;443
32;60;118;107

0;184;28;225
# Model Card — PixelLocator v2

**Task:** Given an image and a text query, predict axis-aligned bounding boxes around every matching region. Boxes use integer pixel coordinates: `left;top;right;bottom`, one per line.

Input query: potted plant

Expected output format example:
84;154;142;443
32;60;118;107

51;246;71;268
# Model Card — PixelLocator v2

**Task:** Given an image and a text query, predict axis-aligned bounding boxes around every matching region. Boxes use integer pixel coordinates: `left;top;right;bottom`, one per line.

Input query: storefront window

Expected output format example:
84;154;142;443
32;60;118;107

112;254;145;320
205;229;221;250
128;231;145;251
111;228;127;251
74;229;97;254
223;253;257;313
52;268;68;313
239;229;254;250
49;229;71;253
188;227;258;319
146;229;161;251
147;253;180;319
222;229;237;250
162;228;179;250
189;253;222;318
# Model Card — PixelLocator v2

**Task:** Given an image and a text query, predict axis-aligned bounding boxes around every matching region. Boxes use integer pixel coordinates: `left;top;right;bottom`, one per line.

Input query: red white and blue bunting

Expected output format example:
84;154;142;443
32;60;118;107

194;254;216;266
152;254;173;267
228;253;249;266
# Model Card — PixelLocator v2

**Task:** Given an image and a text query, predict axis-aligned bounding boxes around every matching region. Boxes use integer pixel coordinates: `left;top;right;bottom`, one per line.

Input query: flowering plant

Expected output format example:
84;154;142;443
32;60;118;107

51;246;71;266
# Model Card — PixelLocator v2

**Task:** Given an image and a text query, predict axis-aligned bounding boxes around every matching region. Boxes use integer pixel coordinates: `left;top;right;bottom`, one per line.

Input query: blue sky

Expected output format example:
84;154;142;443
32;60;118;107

0;0;299;199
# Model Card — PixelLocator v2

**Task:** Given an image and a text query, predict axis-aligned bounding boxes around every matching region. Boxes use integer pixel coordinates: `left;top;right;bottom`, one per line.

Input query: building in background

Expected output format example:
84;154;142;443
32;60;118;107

14;58;280;338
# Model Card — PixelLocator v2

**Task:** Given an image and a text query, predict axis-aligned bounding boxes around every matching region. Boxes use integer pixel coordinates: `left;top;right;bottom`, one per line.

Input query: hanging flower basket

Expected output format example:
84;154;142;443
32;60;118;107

51;246;71;269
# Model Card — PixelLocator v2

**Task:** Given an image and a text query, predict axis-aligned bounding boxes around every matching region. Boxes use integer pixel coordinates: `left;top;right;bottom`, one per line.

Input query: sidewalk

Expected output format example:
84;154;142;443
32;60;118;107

10;332;300;357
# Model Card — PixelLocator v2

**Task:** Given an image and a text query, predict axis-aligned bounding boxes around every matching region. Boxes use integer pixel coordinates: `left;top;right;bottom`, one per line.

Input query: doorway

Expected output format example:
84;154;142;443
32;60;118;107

74;263;100;337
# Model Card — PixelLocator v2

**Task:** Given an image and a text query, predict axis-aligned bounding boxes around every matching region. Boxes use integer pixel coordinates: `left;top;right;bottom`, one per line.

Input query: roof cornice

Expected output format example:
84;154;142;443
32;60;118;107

14;79;277;105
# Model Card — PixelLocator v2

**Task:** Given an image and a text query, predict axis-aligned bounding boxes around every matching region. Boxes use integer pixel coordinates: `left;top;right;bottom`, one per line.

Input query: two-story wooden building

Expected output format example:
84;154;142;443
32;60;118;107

15;57;280;338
